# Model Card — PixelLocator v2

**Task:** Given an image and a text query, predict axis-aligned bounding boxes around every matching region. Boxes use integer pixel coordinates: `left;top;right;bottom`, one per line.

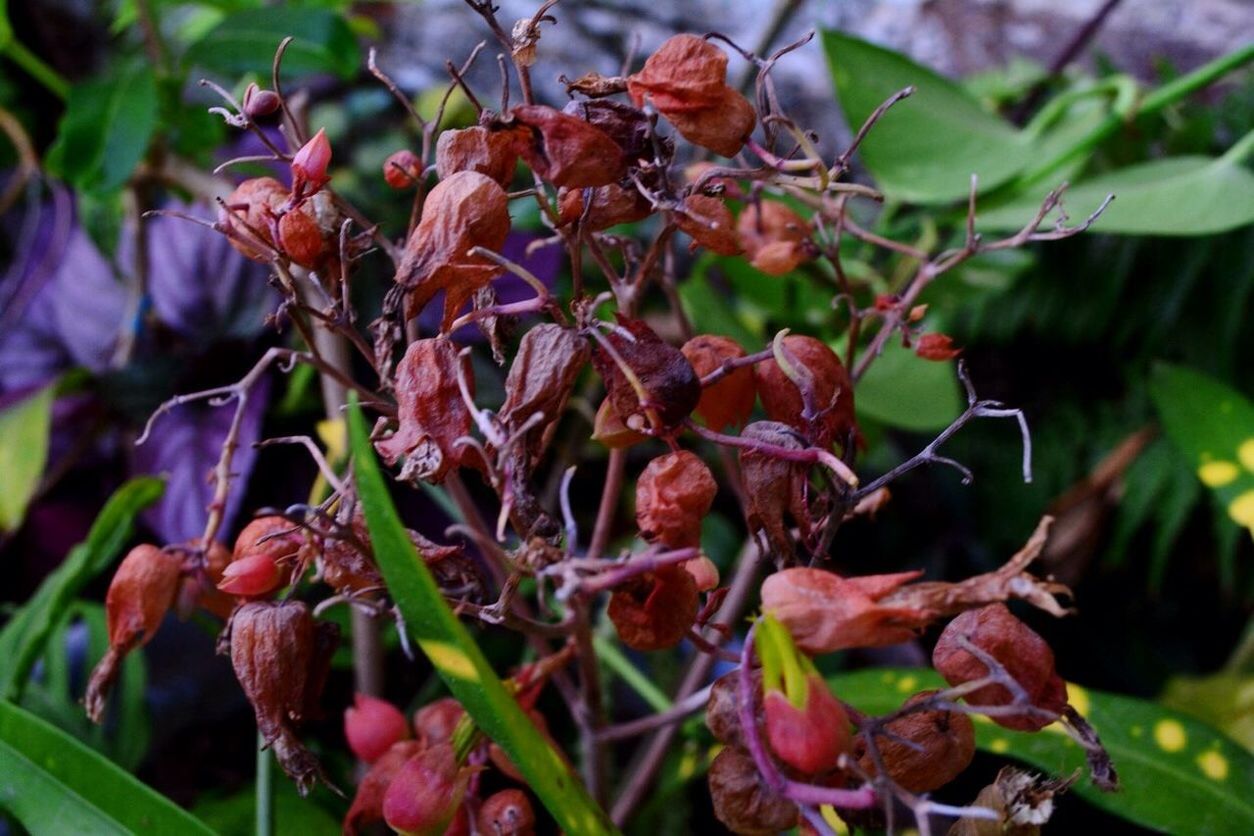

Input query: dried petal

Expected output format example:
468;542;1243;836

682;334;756;431
435;126;519;187
557;184;653;231
683;554;720;591
635;450;717;548
738;201;812;276
915;332;962;361
673;194;741;255
607;565;698;651
738;421;812;562
932;604;1068;732
591;315;701;432
345;739;425;835
345;693;410;764
477;789;536;836
510;105;626;188
857;690;975;792
382;743;469;836
500;324;590;462
755;335;856;449
376;338;474;483
708;746;798;835
948;767;1074;835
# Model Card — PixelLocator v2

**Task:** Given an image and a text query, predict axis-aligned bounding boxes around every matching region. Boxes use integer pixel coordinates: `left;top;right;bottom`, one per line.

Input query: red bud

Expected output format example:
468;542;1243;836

384;149;423;190
763;675;851;775
382;743;469;836
345;693;410;764
291;128;331;195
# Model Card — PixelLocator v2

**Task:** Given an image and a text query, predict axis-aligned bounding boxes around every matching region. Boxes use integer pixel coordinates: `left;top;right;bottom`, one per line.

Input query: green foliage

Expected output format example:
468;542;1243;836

832;668;1254;835
193;781;343;836
0;382;54;534
185;8;361;79
347;399;619;836
855;340;963;431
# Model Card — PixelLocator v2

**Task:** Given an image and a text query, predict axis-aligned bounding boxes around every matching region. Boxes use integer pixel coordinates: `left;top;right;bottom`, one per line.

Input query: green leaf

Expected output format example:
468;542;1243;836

978;155;1254;236
854;339;962;431
832;668;1254;835
0;382;54;533
821;31;1033;204
185;8;360;80
0;699;213;834
193;782;342;836
347;399;618;836
44;59;157;192
0;477;165;700
1148;364;1254;538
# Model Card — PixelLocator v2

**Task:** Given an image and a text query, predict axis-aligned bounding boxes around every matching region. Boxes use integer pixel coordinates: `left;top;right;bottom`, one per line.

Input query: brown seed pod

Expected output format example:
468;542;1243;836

499;323;590;463
673;194;741;255
435;126;520;187
635;450;717;548
477;789;536;836
383;149;423;190
706;668;762;750
607;565;699;651
681;334;757;431
219;177;288;262
376;337;474;483
557;184;653;231
590;315;701;432
857;690;975;792
933;604;1069;732
627;34;756;157
242;83;281;119
85;544;185;722
509;104;627;188
276;207;326;268
755;335;856;449
230;600;339;793
738;421;812;562
737;200;813;276
344;739;424;835
708;746;799;835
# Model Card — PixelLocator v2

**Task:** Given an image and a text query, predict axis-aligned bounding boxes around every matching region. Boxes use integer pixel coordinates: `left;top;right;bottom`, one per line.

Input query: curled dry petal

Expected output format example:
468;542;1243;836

673;194;741;255
682;334;757;431
435;126;520;187
344;693;410;764
509;104;626;188
557;184;652;231
635;450;717;548
392;170;511;330
86;544;184;722
755;335;856;449
382;742;469;836
737;201;813;276
376;338;473;483
499;323;590;462
915;332;963;361
683;554;720;591
932;603;1068;732
607;565;699;651
856;690;975;792
707;746;799;835
590;315;701;432
344;739;424;835
628;34;756;157
738;421;813;562
230;600;339;793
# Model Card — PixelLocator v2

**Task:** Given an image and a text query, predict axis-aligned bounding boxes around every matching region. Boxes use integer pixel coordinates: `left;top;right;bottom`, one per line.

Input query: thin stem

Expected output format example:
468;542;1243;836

255;731;274;836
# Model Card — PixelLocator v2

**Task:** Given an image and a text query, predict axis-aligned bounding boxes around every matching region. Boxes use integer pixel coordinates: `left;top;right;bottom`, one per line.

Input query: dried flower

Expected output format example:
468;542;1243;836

591;315;701;432
683;554;720;591
477;789;536;836
384;149;424;190
499;324;590;462
344;740;424;835
738;421;812;561
737;201;813;276
708;746;798;834
915;332;962;361
435;127;520;187
706;668;762;750
376;338;474;483
382;743;470;836
673;194;741;255
755;334;856;449
607;565;699;651
557;184;653;231
561;98;660;162
276;207;327;269
635;450;717;548
681;334;757;431
857;691;975;792
510;104;626;188
344;693;410;764
220;177;288;262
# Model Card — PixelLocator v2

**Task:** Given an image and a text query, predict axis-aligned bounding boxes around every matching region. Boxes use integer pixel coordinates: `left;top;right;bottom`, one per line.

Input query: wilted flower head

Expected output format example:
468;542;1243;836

755;334;856;450
590;315;701;433
708;746;799;834
607;565;699;651
375;337;474;483
855;690;975;792
509;104;626;188
435;126;519;187
737;200;813;276
635;449;717;548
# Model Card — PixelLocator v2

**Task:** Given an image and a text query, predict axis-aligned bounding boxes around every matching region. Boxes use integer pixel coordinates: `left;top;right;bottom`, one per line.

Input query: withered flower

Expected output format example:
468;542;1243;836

628;34;756;157
607;565;698;651
175;540;234;620
376;338;474;483
86;544;184;722
738;421;812;562
591;315;701;433
561;98;659;162
509;105;626;188
219;177;288;262
499;323;590;462
230;600;339;793
681;334;757;431
706;668;762;750
707;746;799;835
737;200;813;276
755;335;856;449
435;126;520;187
856;691;975;792
635;450;717;548
673;194;741;255
557;184;653;231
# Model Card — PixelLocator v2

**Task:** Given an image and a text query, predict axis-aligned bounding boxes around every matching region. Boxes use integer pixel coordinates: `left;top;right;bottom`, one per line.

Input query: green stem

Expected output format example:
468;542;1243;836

255;732;273;836
3;40;69;101
592;635;671;713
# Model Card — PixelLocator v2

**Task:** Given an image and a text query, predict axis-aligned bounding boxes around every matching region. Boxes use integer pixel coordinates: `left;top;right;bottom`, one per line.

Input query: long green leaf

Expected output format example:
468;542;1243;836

0;382;54;533
0;699;213;834
1148;364;1254;537
854;339;962;432
347;398;618;835
831;668;1254;835
0;477;165;700
185;8;360;80
822;31;1033;204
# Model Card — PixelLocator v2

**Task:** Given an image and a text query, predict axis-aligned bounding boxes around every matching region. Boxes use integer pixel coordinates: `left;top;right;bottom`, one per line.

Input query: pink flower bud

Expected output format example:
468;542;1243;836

763;674;851;775
217;553;282;597
291;128;331;195
242;83;281;119
344;693;409;764
382;743;468;836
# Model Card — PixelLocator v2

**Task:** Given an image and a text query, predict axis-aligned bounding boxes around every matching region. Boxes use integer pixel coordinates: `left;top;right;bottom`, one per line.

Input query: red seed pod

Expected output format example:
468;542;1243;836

673;194;741;255
755;335;856;449
635;450;717;548
85;544;184;722
230;600;339;793
932;604;1068;732
557;184;653;231
344;739;425;835
737;421;812;561
737;201;813;276
764;674;852;776
590;397;647;449
219;177;288;262
915;332;962;361
242;83;281;119
590;315;701;432
277;204;328;268
707;746;799;835
706;668;762;750
681;334;757;432
499;323;590;462
856;690;975;793
435;126;519;187
376;338;474;483
382;743;469;836
384;149;424;190
477;789;536;836
607;565;699;651
561;98;661;162
413;697;465;748
627;34;756;157
344;693;410;764
509;104;627;188
392;170;511;330
218;516;301;597
291;127;332;196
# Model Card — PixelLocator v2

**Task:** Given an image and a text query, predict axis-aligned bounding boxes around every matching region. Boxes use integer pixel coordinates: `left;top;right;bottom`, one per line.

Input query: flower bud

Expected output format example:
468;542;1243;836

218;553;282;598
590;315;701;433
755;335;856;449
413;697;465;748
636;450;717;548
673;194;741;255
345;693;410;764
382;743;469;836
85;544;184;722
218;516;300;598
856;690;975;792
477;789;536;836
242;83;281;119
291;127;331;196
435;126;519;187
384;149;424;190
932;604;1068;731
737;201;812;276
608;565;698;651
681;334;756;432
344;740;424;835
708;746;798;834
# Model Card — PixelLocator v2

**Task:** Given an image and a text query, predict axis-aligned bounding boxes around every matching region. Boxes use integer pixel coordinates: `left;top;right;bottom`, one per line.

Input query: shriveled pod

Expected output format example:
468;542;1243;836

635;450;717;548
590;315;701;433
499;323;590;463
856;690;975;792
435;126;519;187
509;105;626;188
681;334;757;431
737;200;813;276
376;337;474;483
705;668;762;750
755;334;856;450
707;746;799;834
557;184;653;231
607;565;699;651
738;421;812;561
219;177;288;262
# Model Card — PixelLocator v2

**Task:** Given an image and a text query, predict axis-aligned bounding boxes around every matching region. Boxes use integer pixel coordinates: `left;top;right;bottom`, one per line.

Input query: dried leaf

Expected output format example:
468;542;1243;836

376;338;474;483
499;324;590;462
510;105;626;188
681;334;757;431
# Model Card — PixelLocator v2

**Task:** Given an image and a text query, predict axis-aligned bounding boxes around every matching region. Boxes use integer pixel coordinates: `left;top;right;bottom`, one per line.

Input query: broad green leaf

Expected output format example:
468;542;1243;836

0;382;54;533
822;31;1033;204
832;668;1254;835
0;699;214;834
347;399;618;836
855;340;962;431
0;477;165;700
1148;364;1254;538
44;59;157;192
185;8;360;80
1161;671;1254;753
678;270;759;347
978;156;1254;236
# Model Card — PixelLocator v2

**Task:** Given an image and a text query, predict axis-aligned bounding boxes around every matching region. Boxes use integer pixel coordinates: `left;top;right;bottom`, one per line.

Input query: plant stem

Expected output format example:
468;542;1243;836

3;39;69;101
255;731;274;836
593;635;671;712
